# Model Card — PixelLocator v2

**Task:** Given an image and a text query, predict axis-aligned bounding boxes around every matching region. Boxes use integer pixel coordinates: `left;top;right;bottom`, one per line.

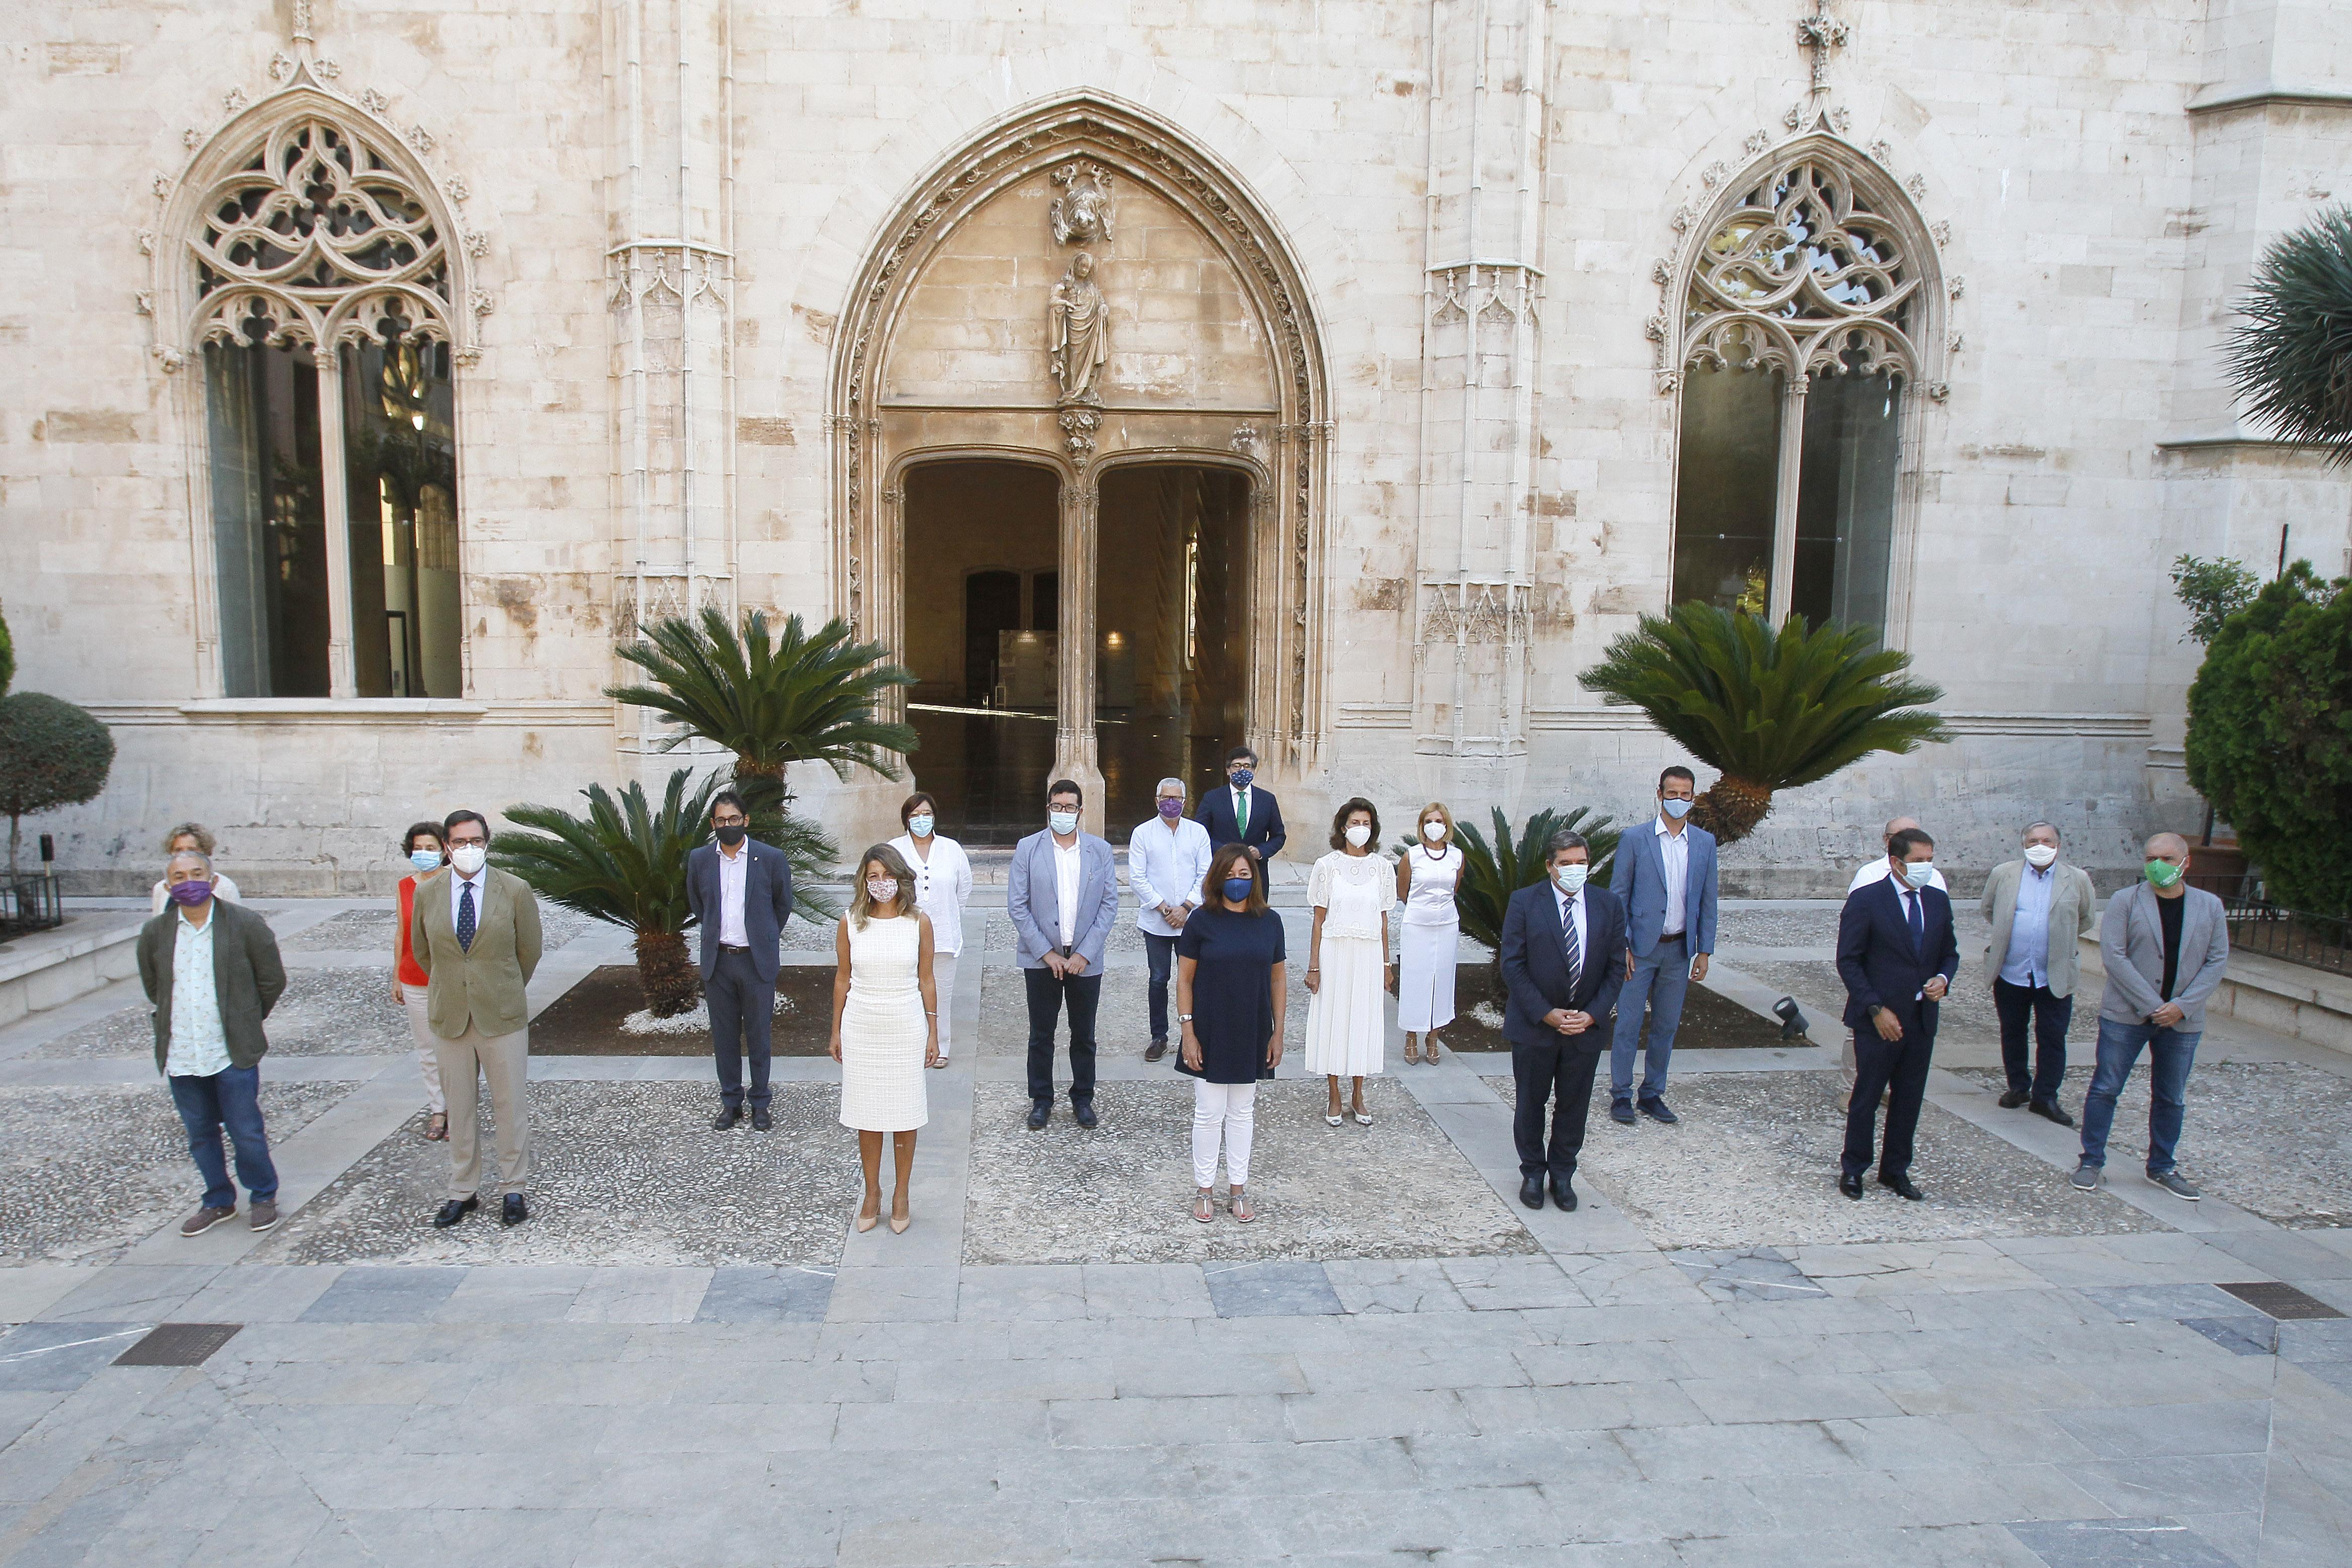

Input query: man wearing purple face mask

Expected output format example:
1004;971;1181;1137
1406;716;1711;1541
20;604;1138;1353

1128;776;1213;1061
136;849;288;1237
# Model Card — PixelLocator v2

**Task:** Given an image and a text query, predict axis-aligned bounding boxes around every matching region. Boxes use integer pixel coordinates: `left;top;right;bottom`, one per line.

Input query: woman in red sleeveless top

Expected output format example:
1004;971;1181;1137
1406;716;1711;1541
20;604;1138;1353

394;822;450;1141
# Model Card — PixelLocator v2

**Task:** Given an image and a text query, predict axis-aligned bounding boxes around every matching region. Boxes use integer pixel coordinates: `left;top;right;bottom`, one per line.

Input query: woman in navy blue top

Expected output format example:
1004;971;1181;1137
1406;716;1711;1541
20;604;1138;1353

1176;842;1288;1223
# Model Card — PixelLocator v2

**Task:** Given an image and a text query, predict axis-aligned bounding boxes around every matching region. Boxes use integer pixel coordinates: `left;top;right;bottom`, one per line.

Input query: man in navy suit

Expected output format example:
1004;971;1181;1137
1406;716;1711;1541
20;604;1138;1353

1499;831;1627;1212
1834;826;1959;1200
686;790;795;1130
1607;765;1720;1125
1194;746;1286;862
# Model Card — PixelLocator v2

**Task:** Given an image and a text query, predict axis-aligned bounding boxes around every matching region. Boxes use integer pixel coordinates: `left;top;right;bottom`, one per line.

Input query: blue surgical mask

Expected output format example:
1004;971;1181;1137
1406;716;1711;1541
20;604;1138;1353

1552;864;1588;894
1048;810;1079;836
1222;876;1255;903
408;848;443;873
1230;769;1254;789
907;814;935;838
1660;798;1693;821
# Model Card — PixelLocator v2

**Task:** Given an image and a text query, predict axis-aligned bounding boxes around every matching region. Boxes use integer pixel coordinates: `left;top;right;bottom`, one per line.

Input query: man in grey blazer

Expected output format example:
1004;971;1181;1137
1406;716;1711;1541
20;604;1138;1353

2073;832;2230;1200
1606;765;1719;1125
686;789;795;1131
1008;778;1119;1129
1981;822;2098;1125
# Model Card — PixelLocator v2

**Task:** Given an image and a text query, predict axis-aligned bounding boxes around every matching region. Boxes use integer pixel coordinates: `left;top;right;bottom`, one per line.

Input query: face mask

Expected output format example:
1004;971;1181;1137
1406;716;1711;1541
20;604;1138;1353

1552;864;1588;894
408;848;444;873
1421;820;1445;842
1222;876;1255;903
866;878;899;904
907;814;935;838
1048;810;1079;836
2145;859;2185;889
167;878;213;907
1660;797;1693;821
1902;860;1936;889
1229;769;1254;789
715;824;747;847
1344;824;1371;848
449;843;487;877
2023;844;2059;869
1157;798;1184;820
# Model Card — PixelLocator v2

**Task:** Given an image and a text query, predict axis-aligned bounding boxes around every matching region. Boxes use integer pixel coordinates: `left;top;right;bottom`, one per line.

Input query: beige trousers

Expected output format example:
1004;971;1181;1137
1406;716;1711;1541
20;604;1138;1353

404;1000;447;1114
933;951;958;1059
434;1021;530;1198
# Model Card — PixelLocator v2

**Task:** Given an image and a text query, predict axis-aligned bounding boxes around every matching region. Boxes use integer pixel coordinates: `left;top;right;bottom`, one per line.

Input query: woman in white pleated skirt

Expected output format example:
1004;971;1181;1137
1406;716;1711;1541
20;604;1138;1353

1304;798;1394;1127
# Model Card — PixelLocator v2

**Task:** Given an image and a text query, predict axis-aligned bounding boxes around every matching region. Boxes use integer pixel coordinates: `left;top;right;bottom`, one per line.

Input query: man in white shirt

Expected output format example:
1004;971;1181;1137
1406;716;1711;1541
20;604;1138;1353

1129;776;1214;1062
1981;821;2097;1125
1008;780;1119;1129
1848;816;1949;894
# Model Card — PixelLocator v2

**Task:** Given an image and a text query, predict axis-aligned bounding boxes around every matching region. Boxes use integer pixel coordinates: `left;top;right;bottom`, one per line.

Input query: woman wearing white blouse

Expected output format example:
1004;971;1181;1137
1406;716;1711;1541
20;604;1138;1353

888;792;973;1067
149;823;242;914
1394;802;1464;1064
1305;797;1393;1127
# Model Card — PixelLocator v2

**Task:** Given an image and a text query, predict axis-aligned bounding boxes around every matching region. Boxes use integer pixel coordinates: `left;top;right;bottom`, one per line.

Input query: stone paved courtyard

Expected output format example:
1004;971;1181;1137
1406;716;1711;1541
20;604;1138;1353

0;898;2344;1567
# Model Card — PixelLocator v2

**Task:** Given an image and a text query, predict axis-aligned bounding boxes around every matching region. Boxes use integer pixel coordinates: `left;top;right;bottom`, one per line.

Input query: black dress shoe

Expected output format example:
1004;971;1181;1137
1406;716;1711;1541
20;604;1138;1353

501;1193;530;1226
1026;1101;1051;1130
1997;1088;2030;1109
712;1103;743;1130
751;1105;774;1132
1073;1099;1099;1130
1610;1098;1636;1125
1638;1097;1678;1125
1837;1173;1864;1200
2029;1099;2076;1129
1877;1173;1925;1201
1549;1178;1579;1213
1520;1174;1545;1209
1144;1040;1168;1063
432;1196;478;1228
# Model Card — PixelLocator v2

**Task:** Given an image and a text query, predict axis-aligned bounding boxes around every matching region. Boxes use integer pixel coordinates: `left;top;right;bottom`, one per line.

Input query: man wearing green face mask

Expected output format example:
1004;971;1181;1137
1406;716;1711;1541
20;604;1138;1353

2073;833;2230;1200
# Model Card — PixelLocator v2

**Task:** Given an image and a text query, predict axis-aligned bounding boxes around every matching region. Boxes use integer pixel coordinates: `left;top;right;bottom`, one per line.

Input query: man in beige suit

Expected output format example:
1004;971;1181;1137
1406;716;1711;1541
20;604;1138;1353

410;808;543;1227
1980;822;2098;1125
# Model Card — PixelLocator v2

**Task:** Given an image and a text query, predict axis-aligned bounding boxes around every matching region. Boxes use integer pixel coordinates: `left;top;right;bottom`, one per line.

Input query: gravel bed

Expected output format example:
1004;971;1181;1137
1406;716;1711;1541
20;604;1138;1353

1726;959;2030;1048
1485;1069;2167;1250
1950;1062;2352;1228
41;968;417;1059
0;1082;357;1264
280;902;596;954
258;1081;861;1267
962;1079;1537;1266
1716;909;1843;948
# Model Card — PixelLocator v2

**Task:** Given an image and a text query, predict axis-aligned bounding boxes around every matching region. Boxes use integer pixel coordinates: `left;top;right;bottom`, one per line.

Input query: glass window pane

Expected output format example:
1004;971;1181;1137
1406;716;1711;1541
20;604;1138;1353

204;340;329;697
340;339;461;697
1792;367;1901;635
1671;365;1783;614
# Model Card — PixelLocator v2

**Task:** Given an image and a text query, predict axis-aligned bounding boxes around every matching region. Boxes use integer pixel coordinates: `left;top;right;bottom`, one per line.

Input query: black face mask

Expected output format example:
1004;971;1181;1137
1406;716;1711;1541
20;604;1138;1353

715;824;747;846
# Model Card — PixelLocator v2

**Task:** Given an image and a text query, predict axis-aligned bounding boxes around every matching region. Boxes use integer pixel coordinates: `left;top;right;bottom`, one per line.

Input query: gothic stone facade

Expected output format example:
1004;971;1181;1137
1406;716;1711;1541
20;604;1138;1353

7;1;2351;894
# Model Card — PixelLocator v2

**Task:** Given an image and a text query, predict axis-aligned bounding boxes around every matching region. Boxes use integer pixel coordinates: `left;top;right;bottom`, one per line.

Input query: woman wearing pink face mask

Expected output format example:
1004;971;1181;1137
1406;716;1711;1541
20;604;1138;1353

830;843;940;1234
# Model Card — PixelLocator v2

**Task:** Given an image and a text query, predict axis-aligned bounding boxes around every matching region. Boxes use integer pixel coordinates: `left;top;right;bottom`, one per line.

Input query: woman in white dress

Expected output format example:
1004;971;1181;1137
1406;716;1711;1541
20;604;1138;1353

148;823;242;913
1305;797;1393;1127
829;844;941;1234
1394;802;1464;1064
888;792;972;1068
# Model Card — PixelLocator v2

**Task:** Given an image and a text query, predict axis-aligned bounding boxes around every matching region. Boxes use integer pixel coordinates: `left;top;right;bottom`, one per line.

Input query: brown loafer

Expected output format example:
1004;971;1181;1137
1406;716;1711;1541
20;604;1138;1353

248;1199;280;1232
1145;1040;1168;1062
180;1204;235;1237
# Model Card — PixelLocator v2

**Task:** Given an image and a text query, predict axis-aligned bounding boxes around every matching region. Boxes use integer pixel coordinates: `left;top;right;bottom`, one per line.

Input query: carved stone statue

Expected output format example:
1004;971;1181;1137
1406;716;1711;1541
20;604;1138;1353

1049;251;1109;404
1049;163;1114;246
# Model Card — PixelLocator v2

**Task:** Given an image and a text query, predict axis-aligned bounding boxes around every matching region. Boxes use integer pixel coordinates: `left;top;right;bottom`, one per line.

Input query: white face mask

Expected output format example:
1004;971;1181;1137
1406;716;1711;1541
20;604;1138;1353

449;843;487;876
1048;810;1079;836
1421;820;1445;842
2023;843;2058;868
1902;860;1936;889
866;878;898;905
1344;823;1371;848
1552;863;1588;894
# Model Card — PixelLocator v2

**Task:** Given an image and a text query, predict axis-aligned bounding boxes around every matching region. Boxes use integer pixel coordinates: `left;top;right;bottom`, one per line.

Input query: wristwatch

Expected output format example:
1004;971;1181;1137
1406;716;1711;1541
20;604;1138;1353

1178;1013;1195;1023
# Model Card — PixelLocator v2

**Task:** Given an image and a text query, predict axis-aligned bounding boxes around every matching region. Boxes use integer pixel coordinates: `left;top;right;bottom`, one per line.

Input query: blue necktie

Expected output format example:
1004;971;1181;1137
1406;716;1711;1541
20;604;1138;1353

1904;888;1924;957
457;881;477;953
1561;894;1582;994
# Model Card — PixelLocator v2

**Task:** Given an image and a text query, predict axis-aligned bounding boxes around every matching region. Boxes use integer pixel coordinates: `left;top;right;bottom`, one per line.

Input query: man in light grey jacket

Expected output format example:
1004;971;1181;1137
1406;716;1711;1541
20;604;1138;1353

1008;778;1120;1130
1981;822;2098;1126
2072;832;2229;1200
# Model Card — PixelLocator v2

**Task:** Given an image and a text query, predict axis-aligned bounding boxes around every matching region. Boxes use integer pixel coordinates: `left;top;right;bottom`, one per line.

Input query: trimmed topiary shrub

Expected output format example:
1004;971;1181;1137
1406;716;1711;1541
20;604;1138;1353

0;692;116;876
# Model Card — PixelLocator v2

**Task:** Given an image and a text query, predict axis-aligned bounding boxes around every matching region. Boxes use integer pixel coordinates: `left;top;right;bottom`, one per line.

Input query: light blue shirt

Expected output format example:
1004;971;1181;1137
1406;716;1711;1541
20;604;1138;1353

1998;862;2057;988
1127;813;1214;937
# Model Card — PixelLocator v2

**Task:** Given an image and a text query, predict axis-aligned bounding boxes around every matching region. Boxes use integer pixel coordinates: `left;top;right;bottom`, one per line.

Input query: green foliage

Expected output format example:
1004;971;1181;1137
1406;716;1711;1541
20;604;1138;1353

2170;554;2261;646
0;608;14;697
729;771;842;925
0;692;116;875
607;609;918;789
1577;603;1951;842
1442;807;1621;963
2224;205;2352;461
2184;562;2352;914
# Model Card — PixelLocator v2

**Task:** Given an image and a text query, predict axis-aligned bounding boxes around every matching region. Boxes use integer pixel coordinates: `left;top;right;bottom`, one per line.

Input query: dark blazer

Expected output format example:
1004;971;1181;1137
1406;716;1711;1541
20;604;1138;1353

686;838;795;983
1499;881;1627;1048
1196;783;1287;861
136;899;287;1076
1835;876;1961;1033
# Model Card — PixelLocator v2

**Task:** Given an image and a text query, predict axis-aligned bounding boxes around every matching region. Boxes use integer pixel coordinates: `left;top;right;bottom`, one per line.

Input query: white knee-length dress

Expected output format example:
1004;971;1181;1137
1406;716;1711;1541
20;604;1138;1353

1396;843;1462;1032
838;914;929;1132
1304;850;1393;1078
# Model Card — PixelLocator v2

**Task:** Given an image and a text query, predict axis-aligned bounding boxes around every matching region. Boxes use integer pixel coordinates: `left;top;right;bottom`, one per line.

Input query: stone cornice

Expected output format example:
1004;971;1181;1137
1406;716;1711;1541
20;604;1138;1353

2186;81;2352;116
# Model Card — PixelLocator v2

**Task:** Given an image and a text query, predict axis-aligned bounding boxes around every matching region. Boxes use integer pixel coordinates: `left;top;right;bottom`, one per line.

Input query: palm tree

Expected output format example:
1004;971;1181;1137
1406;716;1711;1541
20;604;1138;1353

2225;205;2352;460
492;769;720;1017
1579;604;1951;845
1443;806;1620;1000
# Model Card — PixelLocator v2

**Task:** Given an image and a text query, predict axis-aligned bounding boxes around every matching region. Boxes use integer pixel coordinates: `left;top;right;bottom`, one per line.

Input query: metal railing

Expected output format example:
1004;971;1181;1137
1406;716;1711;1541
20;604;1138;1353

0;875;64;938
2219;878;2349;976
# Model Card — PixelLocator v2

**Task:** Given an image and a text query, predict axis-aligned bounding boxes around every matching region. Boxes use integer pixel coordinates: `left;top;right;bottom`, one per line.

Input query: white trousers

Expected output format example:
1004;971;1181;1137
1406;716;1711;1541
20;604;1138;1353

404;997;446;1113
933;952;958;1057
1191;1080;1257;1189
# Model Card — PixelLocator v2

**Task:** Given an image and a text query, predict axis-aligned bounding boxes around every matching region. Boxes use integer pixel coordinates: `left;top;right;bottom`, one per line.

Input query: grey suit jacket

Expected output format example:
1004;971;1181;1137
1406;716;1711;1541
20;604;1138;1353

2097;882;2229;1031
1978;858;2098;997
136;899;287;1076
410;867;544;1038
1006;829;1119;972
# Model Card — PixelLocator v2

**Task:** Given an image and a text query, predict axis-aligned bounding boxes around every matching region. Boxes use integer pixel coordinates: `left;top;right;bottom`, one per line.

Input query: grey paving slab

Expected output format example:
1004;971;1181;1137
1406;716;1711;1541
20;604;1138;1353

692;1264;835;1323
2004;1516;2245;1567
564;1265;711;1323
298;1266;467;1323
2051;1399;2274;1459
0;1322;148;1392
34;1263;221;1323
1320;1256;1471;1313
1200;1258;1344;1317
2078;1282;2273;1322
1078;1261;1215;1318
1671;1246;1833;1302
955;1262;1088;1320
823;1263;958;1323
433;1264;593;1322
168;1264;345;1323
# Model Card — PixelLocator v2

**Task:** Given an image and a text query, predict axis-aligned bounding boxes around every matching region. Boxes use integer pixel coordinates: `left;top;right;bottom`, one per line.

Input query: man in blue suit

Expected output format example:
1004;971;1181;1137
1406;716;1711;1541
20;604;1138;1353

1607;765;1720;1126
686;790;795;1130
1194;746;1286;862
1500;831;1627;1212
1834;826;1960;1200
1008;779;1121;1130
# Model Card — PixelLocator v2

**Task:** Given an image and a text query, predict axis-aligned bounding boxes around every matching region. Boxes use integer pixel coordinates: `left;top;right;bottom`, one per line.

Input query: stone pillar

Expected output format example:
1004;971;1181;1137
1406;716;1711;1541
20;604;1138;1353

1054;479;1107;832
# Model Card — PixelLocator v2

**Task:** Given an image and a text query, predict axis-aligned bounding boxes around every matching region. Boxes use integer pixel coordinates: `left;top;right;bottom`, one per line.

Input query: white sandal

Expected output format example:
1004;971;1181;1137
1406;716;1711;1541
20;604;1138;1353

1193;1189;1216;1223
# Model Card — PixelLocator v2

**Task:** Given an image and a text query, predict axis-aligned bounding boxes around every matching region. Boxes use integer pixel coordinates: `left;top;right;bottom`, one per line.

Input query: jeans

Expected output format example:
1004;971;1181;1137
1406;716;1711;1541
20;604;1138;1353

1610;936;1689;1101
1024;966;1102;1105
706;947;774;1109
2079;1017;2200;1175
1992;977;2073;1105
167;1065;277;1211
1144;932;1178;1042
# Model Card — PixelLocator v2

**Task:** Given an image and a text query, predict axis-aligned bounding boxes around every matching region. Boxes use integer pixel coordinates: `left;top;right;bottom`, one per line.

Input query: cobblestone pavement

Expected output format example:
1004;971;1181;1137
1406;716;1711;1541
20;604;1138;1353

0;899;2343;1567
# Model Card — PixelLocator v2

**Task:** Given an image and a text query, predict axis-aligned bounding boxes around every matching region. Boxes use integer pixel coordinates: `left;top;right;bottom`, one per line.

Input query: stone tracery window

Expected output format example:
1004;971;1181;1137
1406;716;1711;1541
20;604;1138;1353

1670;148;1928;636
189;109;464;698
